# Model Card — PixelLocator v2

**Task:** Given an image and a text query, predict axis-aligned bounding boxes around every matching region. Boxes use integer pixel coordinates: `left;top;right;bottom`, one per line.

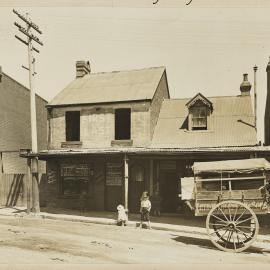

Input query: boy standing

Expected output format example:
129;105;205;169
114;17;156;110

140;191;151;229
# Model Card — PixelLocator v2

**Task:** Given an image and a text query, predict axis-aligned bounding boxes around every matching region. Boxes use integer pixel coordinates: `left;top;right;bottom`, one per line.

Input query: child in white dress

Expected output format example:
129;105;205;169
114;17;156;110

116;204;128;226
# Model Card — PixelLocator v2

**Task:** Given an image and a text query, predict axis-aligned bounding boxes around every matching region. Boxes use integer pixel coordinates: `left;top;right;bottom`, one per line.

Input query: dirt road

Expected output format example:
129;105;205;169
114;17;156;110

0;215;269;264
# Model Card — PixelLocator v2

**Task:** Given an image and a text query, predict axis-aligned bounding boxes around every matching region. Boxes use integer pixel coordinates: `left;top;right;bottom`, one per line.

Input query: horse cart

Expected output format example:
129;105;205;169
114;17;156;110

191;158;270;252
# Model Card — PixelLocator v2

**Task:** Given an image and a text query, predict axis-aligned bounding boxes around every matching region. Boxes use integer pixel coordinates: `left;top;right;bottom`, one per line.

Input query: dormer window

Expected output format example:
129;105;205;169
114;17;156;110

192;104;207;130
186;93;213;131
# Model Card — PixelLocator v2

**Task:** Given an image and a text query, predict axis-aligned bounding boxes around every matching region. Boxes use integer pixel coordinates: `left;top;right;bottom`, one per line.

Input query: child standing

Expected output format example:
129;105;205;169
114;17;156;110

140;191;151;229
116;204;128;226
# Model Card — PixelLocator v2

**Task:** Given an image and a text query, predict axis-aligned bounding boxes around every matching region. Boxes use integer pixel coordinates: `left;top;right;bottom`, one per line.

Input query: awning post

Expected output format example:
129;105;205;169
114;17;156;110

124;154;129;209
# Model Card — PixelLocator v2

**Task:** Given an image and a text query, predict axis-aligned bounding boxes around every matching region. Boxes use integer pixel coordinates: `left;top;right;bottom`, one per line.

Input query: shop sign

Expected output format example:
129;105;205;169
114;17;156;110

61;164;89;177
106;162;122;186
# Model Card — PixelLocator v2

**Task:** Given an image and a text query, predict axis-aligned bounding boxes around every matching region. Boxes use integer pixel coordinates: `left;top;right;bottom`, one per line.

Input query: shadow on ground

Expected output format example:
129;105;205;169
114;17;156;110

171;234;270;254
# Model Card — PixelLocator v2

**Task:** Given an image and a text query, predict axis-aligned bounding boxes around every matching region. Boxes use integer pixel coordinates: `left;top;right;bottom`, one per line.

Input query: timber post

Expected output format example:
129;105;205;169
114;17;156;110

27;158;31;214
124;154;129;210
149;159;154;195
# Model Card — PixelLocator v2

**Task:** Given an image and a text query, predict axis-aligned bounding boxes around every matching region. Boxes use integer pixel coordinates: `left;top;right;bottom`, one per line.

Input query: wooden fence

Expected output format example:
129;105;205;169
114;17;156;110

0;173;47;207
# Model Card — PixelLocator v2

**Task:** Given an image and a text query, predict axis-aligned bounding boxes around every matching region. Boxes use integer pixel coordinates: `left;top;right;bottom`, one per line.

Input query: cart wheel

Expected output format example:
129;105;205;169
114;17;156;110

206;200;259;252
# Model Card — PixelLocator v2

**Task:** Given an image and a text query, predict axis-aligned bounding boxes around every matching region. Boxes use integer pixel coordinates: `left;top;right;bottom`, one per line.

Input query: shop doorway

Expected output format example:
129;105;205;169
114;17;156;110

159;162;178;212
129;164;145;213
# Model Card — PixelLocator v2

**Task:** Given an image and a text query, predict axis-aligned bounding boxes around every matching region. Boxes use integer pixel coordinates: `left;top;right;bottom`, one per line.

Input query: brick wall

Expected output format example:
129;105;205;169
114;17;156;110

49;101;152;149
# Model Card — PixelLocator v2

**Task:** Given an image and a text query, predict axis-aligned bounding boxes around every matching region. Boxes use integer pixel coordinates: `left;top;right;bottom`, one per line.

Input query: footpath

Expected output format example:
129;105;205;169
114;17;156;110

0;206;270;244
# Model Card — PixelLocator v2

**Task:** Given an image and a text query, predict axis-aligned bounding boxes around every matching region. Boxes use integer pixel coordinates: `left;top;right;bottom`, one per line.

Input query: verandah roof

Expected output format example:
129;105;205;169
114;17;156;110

37;145;270;158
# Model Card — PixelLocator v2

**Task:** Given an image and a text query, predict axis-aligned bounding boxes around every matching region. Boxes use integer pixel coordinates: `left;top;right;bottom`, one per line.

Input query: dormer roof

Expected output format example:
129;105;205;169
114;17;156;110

186;92;213;110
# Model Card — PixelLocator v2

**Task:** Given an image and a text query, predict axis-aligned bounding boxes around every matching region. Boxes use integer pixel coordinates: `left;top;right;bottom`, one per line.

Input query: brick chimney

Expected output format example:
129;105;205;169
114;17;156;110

76;60;91;78
240;73;251;96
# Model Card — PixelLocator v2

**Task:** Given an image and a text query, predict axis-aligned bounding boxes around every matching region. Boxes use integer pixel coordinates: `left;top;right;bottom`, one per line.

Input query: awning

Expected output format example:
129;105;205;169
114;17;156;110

38;145;270;159
193;158;270;174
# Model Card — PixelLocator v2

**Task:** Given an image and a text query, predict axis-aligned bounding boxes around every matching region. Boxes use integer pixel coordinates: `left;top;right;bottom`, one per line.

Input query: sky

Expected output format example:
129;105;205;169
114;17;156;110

0;1;270;141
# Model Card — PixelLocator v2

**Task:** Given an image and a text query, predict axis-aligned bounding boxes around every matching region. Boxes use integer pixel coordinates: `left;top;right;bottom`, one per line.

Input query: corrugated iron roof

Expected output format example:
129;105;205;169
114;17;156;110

151;95;257;148
48;66;166;106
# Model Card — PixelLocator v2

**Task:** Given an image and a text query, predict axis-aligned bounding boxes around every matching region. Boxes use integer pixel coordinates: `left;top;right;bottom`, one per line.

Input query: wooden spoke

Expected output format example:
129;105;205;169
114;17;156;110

235;208;247;223
216;229;229;242
235;228;251;240
218;207;229;222
232;232;237;251
211;214;227;224
225;231;232;248
209;223;227;227
236;216;253;226
227;230;233;243
209;226;227;235
236;225;254;229
236;232;246;246
228;205;232;221
232;206;239;221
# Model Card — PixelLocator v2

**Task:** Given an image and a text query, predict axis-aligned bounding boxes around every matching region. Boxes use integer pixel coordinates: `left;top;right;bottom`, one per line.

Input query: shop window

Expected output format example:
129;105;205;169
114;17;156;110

66;111;80;141
60;164;89;196
115;108;131;140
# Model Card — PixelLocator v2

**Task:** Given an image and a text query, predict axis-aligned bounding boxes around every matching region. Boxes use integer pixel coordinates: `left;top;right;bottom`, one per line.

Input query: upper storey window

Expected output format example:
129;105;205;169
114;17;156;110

66;111;80;141
115;108;131;140
186;93;213;131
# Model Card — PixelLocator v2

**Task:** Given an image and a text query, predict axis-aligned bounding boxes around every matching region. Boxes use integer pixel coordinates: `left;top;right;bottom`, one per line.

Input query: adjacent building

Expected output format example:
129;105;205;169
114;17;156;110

39;60;270;213
0;67;47;207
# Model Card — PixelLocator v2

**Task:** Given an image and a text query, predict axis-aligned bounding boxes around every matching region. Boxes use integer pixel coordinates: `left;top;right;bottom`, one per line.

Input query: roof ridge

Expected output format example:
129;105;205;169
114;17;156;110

82;66;166;77
164;95;244;101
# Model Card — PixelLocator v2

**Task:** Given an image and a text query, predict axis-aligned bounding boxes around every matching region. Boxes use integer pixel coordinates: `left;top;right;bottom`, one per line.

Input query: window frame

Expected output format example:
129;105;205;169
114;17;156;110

114;108;131;140
60;163;90;197
191;105;207;130
65;111;81;142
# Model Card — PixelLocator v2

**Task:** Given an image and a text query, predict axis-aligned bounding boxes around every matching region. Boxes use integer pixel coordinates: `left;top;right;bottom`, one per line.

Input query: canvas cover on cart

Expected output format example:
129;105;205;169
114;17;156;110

193;158;270;174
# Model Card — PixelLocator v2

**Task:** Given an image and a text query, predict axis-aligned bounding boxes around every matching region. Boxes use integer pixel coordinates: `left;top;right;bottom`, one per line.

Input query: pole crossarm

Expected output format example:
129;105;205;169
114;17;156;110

13;9;42;34
15;34;28;46
15;34;40;53
14;22;43;46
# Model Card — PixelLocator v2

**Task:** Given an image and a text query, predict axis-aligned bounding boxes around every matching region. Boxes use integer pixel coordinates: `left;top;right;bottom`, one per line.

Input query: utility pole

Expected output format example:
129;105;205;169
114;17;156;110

253;65;258;133
13;9;43;213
